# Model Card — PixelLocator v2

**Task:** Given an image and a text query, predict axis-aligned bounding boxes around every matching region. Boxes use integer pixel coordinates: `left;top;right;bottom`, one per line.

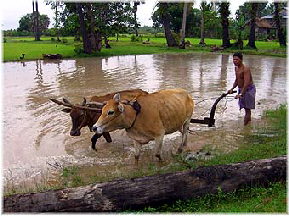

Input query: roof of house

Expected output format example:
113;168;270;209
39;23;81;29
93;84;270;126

245;17;276;29
255;18;275;28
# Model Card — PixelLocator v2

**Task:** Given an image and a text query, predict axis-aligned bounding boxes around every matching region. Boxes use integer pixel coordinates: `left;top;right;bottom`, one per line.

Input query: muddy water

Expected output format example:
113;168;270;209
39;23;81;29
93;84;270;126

3;53;287;192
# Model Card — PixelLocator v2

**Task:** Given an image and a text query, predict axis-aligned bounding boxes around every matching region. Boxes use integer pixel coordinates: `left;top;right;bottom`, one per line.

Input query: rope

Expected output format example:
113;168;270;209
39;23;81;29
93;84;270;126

193;94;236;119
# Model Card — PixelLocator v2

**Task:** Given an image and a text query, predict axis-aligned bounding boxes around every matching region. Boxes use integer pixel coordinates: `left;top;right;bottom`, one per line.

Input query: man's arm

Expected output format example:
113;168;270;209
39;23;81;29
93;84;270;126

227;69;238;94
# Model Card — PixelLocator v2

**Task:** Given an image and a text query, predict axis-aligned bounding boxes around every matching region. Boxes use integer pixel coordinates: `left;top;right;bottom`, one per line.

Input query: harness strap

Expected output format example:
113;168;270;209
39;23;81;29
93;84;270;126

126;100;141;130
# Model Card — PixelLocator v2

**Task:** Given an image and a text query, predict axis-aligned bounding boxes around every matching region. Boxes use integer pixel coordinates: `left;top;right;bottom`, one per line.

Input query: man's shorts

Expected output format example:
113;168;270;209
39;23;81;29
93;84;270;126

238;84;256;110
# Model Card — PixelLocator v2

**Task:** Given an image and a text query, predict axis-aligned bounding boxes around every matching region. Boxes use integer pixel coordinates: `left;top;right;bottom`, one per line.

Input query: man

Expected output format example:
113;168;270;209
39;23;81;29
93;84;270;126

227;52;256;125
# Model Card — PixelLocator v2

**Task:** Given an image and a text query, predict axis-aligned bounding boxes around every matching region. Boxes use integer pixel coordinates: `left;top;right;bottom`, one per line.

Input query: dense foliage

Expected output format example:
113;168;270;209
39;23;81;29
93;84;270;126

16;13;50;36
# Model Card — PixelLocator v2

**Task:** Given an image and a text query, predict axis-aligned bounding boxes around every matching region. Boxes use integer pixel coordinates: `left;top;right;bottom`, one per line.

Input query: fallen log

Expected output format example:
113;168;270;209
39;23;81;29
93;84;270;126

4;155;286;212
42;54;63;59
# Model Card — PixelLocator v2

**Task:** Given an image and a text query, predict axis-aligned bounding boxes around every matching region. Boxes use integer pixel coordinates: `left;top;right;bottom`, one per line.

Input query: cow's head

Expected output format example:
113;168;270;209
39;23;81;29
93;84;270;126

92;93;137;134
50;98;103;136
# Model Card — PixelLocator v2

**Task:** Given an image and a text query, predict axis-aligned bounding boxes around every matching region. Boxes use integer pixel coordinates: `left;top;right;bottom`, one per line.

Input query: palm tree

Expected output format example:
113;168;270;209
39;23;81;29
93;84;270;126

158;3;178;47
132;1;141;36
199;2;212;46
274;3;286;47
246;3;258;49
219;2;231;48
32;0;40;41
179;3;188;49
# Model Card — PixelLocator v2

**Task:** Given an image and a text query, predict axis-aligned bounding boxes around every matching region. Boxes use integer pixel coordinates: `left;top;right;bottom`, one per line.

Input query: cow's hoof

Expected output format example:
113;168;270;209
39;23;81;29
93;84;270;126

177;148;183;154
91;144;97;151
155;154;162;161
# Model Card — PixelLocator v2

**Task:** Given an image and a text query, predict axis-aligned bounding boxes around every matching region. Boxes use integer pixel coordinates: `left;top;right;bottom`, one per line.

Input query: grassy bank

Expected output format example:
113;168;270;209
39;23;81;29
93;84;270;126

3;36;286;62
139;182;286;213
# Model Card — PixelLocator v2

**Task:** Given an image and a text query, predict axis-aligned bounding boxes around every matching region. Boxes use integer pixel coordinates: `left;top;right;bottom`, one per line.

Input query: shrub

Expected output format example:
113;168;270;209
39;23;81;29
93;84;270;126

51;37;55;41
131;35;143;42
74;44;84;54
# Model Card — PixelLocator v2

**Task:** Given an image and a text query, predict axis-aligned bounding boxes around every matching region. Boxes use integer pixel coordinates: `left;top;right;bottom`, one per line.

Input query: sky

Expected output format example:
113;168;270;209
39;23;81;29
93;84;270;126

0;0;275;31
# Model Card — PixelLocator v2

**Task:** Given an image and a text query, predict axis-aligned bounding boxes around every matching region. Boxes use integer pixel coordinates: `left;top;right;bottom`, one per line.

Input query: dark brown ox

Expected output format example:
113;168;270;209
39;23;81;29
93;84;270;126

50;89;148;149
93;88;194;161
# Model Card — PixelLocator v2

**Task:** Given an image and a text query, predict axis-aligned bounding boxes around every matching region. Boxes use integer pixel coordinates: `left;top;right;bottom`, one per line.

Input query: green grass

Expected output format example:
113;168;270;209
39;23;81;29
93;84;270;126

138;182;286;213
3;42;75;61
2;36;286;62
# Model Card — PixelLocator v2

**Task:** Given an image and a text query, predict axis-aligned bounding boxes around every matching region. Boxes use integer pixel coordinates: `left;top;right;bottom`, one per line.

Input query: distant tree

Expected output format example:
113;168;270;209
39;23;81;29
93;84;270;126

153;3;178;47
179;2;188;49
274;2;286;47
60;4;80;38
204;9;219;38
132;1;143;36
199;2;213;45
17;13;50;34
246;3;258;49
32;0;41;41
232;14;246;49
63;2;134;53
236;2;269;45
46;0;64;41
218;2;231;48
260;3;275;17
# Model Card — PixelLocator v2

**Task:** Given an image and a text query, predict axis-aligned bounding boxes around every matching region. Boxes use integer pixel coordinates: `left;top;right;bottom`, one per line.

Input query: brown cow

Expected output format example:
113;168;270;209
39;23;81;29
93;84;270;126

93;88;194;161
50;89;148;149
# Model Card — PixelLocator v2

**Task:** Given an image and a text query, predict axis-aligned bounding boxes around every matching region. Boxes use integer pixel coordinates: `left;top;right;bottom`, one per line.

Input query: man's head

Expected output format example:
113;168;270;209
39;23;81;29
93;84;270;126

233;52;243;66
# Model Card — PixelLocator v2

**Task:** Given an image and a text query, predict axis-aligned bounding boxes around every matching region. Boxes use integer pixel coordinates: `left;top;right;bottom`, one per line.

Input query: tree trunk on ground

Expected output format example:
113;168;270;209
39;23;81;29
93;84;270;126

274;3;286;47
76;3;92;54
247;3;258;49
179;3;188;49
4;156;286;212
160;3;178;47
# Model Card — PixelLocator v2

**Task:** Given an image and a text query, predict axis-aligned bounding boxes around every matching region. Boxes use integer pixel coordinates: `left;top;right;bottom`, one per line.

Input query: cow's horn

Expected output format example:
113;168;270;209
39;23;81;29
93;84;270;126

86;101;105;107
50;98;63;105
113;93;121;102
50;98;73;108
82;97;87;106
63;98;72;105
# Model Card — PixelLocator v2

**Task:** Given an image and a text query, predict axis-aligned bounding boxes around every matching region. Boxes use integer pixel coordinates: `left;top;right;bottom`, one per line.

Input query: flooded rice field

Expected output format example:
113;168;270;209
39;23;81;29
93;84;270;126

2;53;287;192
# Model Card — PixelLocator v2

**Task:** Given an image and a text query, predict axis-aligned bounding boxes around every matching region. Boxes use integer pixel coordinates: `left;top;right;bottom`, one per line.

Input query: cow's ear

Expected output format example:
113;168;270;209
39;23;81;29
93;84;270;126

118;104;124;112
62;108;71;113
113;93;120;102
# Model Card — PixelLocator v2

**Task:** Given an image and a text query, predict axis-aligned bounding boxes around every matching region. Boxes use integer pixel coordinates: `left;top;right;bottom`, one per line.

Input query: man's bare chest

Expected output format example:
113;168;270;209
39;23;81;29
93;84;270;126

236;69;244;79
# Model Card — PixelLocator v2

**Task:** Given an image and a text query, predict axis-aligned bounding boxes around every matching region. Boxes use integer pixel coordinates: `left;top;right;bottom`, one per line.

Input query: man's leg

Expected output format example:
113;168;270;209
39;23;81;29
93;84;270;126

244;108;251;125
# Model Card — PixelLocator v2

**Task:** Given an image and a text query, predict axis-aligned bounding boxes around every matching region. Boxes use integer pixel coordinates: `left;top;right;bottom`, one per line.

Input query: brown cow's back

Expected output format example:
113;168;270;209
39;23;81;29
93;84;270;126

127;88;194;142
90;89;147;102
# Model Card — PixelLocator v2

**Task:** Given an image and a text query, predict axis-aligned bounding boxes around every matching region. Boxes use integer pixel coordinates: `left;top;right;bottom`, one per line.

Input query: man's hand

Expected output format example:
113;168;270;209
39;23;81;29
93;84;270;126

227;89;234;94
235;94;243;99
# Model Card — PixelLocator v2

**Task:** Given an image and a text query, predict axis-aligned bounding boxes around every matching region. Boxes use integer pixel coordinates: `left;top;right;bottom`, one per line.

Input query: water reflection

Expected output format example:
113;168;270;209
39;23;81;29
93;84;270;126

3;53;287;191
